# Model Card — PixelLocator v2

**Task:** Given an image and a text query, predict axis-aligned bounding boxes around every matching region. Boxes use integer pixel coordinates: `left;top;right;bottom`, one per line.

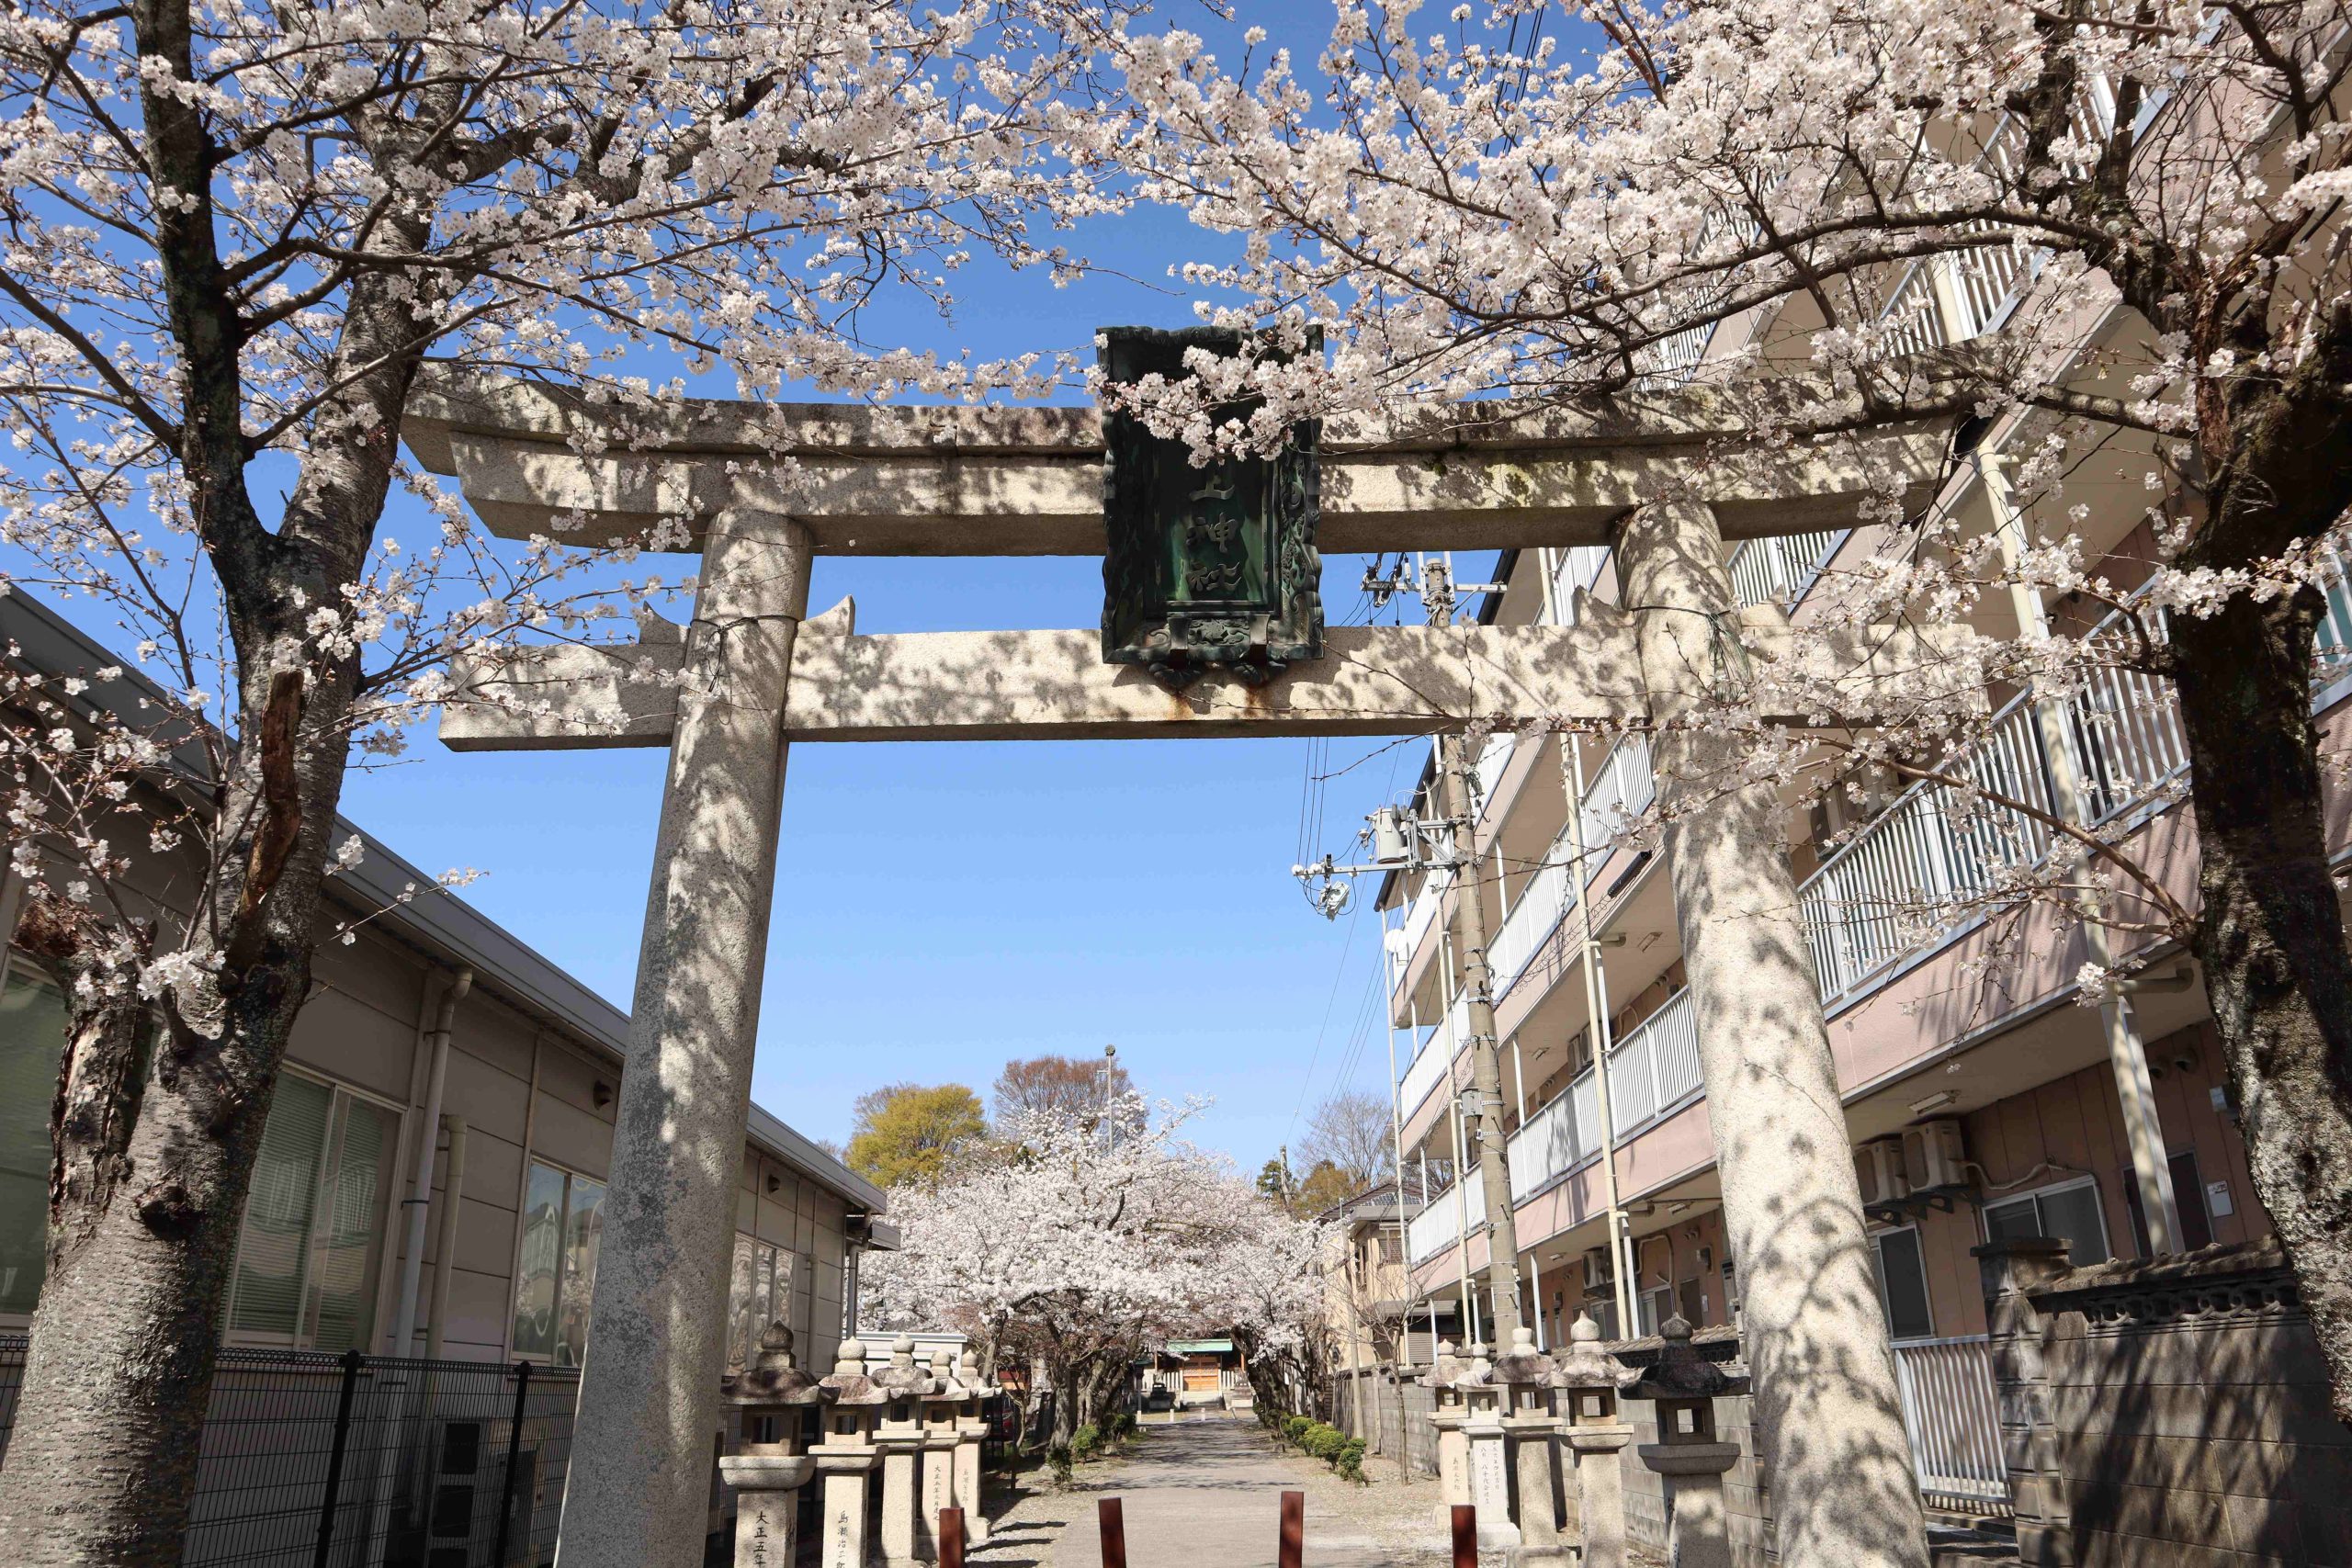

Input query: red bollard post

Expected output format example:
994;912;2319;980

1100;1498;1128;1568
1450;1505;1476;1568
1278;1490;1305;1568
941;1509;966;1568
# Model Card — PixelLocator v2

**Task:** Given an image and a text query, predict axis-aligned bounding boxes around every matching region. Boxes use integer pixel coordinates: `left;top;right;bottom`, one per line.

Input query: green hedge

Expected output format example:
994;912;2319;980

1273;1416;1368;1482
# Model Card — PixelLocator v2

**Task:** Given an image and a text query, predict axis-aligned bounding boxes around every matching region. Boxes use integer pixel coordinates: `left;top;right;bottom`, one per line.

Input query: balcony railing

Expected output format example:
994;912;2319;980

1578;734;1657;871
1407;1163;1488;1264
1728;529;1850;610
1503;987;1702;1208
1547;547;1611;624
1489;818;1581;992
1398;991;1475;1122
1473;730;1516;818
1802;571;2352;1005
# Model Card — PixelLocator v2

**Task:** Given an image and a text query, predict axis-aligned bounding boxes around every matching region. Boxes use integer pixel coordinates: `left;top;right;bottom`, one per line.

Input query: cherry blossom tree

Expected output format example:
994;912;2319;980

865;1094;1329;1444
1093;0;2352;1414
0;2;1116;1559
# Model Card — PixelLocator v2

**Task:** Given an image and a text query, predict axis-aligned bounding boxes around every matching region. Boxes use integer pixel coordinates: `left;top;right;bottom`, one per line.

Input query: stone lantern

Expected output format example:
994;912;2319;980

1420;1341;1474;1527
1548;1314;1639;1568
1492;1326;1564;1560
916;1348;967;1561
952;1349;991;1547
1457;1341;1520;1549
873;1336;933;1568
813;1337;888;1568
718;1323;831;1568
1628;1317;1750;1568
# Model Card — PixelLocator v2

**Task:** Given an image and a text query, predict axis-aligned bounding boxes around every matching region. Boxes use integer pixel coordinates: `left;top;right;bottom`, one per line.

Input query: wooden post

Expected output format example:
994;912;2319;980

1279;1491;1305;1568
1451;1505;1477;1568
939;1509;965;1568
1099;1499;1126;1568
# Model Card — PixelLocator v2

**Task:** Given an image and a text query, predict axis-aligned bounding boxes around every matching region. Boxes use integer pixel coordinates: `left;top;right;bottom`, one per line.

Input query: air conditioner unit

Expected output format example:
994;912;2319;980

1581;1247;1613;1292
1903;1119;1969;1190
1855;1138;1910;1206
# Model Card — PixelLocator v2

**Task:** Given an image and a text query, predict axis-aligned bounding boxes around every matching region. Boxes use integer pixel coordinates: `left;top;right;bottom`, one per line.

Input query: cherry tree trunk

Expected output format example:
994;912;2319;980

0;671;356;1566
2173;584;2352;1420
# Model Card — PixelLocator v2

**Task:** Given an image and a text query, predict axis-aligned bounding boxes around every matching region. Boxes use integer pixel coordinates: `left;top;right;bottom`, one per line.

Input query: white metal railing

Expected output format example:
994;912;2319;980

1400;991;1475;1120
1490;818;1580;990
1503;988;1699;1205
1797;558;2352;1004
1403;869;1447;957
1799;694;2062;1001
1408;1165;1489;1264
1878;262;1951;358
1932;73;2120;343
1474;730;1516;818
1398;1024;1453;1122
1632;321;1717;385
1578;735;1657;880
1547;546;1611;626
1728;529;1851;609
1891;1336;2011;1515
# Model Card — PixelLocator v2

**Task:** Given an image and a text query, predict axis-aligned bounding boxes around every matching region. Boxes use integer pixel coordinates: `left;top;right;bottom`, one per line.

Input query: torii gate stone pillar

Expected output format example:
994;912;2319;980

1614;502;1928;1568
563;509;813;1568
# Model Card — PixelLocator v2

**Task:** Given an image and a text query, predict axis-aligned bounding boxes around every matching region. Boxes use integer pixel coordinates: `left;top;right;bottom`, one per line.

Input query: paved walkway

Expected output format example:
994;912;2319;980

1009;1417;1443;1568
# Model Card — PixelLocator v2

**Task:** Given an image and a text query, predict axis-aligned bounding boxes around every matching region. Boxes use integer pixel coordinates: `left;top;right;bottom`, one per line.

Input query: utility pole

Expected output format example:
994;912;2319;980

1422;556;1526;1348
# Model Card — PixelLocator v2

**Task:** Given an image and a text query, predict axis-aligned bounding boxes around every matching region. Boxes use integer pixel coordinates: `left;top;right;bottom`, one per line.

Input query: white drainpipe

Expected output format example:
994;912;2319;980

424;1116;469;1361
390;968;471;1355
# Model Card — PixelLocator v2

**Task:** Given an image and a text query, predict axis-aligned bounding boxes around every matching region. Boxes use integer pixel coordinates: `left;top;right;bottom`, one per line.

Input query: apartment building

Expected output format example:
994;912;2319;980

1372;103;2352;1515
1317;1181;1457;1373
0;589;886;1371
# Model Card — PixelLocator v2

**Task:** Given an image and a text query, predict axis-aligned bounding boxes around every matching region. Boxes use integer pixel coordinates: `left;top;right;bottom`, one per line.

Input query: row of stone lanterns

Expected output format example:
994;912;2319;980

718;1327;996;1568
1422;1314;1749;1568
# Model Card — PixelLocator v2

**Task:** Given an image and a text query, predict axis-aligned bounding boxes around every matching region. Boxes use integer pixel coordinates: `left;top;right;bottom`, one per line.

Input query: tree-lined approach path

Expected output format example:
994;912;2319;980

1019;1420;1444;1568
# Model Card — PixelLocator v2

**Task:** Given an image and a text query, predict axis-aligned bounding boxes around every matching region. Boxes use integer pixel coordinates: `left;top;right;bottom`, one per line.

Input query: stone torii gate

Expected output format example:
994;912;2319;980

407;366;1969;1568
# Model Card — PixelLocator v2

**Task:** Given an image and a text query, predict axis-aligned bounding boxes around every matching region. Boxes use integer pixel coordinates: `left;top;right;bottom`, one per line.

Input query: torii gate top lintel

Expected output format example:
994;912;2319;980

401;360;1971;558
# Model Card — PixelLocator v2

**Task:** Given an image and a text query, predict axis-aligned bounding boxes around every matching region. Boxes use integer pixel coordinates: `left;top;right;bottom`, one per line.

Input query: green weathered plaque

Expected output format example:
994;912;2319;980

1099;326;1321;690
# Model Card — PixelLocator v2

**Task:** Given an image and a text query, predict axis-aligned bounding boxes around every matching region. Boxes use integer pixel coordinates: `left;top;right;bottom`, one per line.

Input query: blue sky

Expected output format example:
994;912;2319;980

335;4;1519;1173
28;0;1594;1174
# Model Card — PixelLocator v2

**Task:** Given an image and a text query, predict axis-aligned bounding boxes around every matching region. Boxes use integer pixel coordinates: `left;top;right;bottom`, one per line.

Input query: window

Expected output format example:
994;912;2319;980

1984;1177;2111;1267
728;1235;795;1368
1636;1284;1672;1337
0;964;70;1316
1870;1227;1936;1340
226;1071;401;1350
512;1160;606;1364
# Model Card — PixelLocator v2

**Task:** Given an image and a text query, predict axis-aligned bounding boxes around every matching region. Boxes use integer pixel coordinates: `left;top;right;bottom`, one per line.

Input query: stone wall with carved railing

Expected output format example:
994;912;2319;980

1977;1235;2338;1567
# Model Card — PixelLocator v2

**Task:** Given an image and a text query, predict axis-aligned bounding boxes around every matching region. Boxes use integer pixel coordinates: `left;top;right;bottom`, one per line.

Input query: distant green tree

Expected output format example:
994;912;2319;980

1255;1157;1291;1205
845;1083;988;1188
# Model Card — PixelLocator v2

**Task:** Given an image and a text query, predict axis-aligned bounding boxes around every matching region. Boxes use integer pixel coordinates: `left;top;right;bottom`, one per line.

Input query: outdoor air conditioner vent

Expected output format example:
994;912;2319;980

1855;1138;1909;1207
1902;1119;1968;1190
1581;1247;1613;1292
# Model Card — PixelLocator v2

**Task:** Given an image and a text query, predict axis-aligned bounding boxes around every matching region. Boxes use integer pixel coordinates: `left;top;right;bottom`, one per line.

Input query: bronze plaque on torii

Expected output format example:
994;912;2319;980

1098;326;1322;689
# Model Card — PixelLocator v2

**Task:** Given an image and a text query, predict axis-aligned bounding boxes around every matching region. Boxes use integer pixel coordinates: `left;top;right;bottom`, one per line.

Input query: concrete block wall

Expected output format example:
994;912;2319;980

1990;1237;2345;1567
1329;1368;1438;1478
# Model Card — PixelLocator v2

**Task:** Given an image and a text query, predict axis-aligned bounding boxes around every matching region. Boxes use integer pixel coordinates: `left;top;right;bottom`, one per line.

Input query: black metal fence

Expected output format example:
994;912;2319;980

0;1335;581;1568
